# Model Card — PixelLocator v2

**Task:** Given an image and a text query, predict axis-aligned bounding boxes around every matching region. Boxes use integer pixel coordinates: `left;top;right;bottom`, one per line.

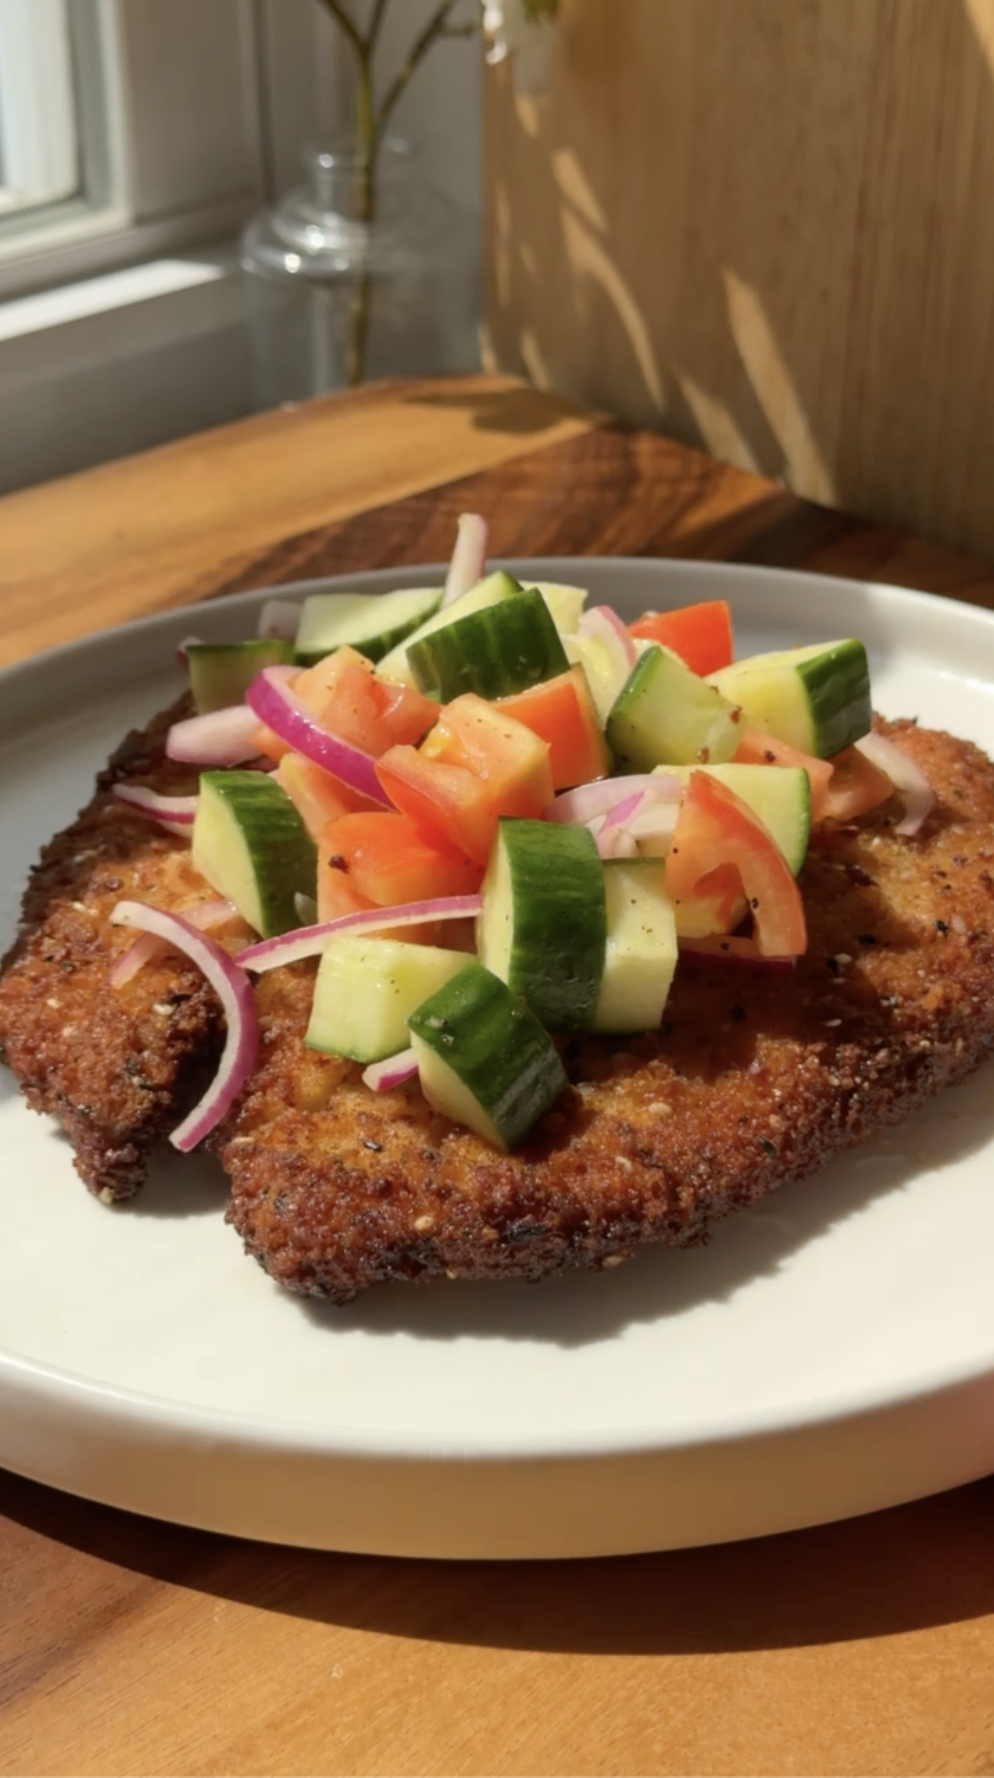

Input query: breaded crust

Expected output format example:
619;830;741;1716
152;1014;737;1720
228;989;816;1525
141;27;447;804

0;699;226;1200
219;720;994;1302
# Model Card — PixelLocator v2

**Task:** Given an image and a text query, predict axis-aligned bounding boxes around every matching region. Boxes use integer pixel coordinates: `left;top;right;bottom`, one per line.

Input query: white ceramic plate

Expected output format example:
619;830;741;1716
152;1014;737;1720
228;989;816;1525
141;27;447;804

4;558;994;1561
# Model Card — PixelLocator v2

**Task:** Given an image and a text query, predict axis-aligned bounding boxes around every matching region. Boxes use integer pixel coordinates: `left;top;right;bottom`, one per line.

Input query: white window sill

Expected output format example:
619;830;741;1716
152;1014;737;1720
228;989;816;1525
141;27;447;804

0;248;254;493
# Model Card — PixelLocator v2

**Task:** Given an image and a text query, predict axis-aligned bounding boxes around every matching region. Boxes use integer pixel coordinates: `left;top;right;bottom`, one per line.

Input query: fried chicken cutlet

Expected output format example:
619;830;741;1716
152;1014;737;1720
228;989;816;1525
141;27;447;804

0;698;230;1200
217;719;994;1301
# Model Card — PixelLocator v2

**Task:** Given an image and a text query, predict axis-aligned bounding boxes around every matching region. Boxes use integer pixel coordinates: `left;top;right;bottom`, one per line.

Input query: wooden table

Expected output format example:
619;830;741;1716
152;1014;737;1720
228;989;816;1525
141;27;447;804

2;375;994;1778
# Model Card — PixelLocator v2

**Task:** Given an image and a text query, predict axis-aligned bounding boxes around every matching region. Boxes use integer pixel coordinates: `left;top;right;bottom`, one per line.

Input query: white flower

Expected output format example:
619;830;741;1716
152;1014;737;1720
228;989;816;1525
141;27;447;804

482;0;558;92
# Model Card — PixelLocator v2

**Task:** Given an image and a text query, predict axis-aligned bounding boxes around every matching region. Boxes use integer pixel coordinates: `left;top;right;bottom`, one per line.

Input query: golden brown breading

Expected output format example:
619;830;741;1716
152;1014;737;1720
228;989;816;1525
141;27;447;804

0;699;228;1200
218;720;994;1301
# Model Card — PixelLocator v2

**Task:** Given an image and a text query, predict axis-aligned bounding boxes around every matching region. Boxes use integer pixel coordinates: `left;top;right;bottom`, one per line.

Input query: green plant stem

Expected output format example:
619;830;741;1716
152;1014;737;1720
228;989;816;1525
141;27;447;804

317;0;472;386
374;0;464;148
347;43;376;387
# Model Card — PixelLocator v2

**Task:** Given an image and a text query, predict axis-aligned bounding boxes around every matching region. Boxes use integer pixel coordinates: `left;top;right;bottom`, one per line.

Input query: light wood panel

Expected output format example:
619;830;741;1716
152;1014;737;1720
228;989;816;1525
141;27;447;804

485;0;994;560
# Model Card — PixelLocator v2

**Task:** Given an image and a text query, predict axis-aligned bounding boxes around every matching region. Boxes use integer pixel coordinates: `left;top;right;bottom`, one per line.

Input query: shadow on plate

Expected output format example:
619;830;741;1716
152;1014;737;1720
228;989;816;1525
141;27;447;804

297;1062;994;1350
3;1463;994;1658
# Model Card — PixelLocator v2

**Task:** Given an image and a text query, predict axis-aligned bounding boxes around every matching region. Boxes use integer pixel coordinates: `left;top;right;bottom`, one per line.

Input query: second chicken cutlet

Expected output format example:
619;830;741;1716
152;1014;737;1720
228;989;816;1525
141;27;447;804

0;698;231;1200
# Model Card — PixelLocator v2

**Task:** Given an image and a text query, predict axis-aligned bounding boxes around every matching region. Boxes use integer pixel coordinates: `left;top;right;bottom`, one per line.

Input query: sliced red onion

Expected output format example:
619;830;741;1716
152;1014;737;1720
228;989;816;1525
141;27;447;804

362;1048;420;1092
167;703;262;766
109;898;237;989
245;667;391;807
237;894;484;973
578;605;638;671
679;935;796;969
258;598;301;642
110;900;259;1150
112;785;199;831
594;789;645;858
442;512;489;608
854;732;934;836
546;773;682;826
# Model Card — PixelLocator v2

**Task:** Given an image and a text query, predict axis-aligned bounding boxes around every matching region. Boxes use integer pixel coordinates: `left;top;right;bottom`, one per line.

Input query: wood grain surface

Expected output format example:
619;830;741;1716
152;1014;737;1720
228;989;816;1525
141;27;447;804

484;0;994;563
2;376;994;1778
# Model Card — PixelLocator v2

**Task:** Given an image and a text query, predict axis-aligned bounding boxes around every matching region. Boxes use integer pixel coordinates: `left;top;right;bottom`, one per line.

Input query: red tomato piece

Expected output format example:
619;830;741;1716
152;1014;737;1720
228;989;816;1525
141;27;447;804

496;666;611;790
276;752;382;842
320;811;483;908
628;601;734;676
666;771;807;957
295;647;437;756
818;746;893;823
378;694;554;864
734;725;888;825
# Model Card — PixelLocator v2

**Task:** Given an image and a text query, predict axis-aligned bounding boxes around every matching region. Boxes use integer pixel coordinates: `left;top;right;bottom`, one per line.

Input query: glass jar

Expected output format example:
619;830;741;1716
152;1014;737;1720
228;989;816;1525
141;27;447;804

239;140;479;409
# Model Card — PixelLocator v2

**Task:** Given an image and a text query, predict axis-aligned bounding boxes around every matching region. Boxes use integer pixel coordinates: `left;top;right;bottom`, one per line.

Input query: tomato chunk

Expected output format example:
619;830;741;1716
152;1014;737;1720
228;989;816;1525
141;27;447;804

628;601;734;676
734;725;888;825
320;811;483;907
496;666;611;790
276;752;382;842
667;771;807;957
818;746;893;823
295;646;437;755
377;694;554;864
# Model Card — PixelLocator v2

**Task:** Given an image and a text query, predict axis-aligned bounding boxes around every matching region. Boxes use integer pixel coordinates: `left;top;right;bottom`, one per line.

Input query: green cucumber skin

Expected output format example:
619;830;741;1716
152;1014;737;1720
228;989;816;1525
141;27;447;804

606;645;739;770
479;819;607;1030
407;588;569;702
195;772;316;938
408;962;567;1151
294;587;442;666
708;640;872;759
795;642;871;757
377;571;525;686
187;641;294;714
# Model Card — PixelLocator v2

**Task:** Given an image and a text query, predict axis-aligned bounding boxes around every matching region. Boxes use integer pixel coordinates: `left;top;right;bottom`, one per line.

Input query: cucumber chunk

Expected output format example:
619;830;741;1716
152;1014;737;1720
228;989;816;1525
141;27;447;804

407;587;569;702
377;570;525;688
707;639;871;759
295;587;442;666
606;644;741;770
593;859;678;1033
532;582;588;635
186;640;294;714
656;763;811;873
305;935;470;1063
408;962;567;1150
477;819;607;1029
192;771;316;938
563;630;631;724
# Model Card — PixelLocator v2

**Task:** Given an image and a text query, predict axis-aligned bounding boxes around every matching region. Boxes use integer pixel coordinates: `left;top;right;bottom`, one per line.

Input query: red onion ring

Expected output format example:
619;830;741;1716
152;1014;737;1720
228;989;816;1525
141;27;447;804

109;898;237;989
546;773;682;826
111;785;199;830
245;667;391;807
110;901;259;1150
362;1048;420;1092
167;703;262;766
854;732;934;836
237;894;484;974
578;605;638;671
442;513;489;608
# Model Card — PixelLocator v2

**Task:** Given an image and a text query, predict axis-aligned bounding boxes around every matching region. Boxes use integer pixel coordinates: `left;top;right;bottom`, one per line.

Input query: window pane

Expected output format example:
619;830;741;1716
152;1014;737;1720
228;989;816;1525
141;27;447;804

0;0;78;215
